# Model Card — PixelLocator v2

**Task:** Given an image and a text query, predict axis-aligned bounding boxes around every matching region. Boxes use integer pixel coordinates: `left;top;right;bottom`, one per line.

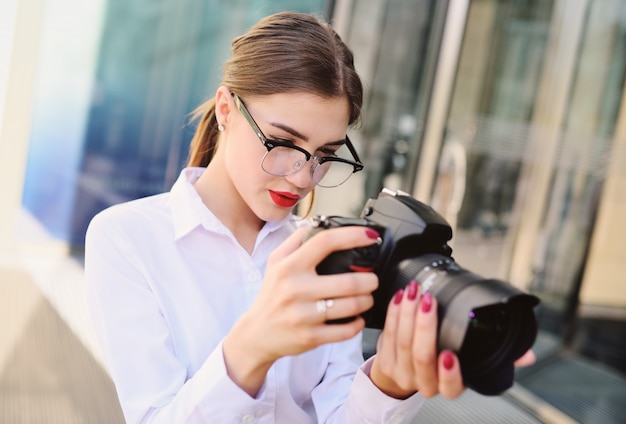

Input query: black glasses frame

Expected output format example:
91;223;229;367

232;93;364;178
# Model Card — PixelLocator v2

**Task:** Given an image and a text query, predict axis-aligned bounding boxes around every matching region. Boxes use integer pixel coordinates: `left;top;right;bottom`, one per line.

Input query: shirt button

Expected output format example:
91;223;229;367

247;271;260;282
389;414;404;422
241;414;256;423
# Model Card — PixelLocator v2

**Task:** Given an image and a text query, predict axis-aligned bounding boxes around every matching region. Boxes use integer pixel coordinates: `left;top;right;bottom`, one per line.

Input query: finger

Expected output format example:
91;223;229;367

268;227;311;263
412;292;439;397
303;272;379;301
297;225;382;270
514;349;536;367
305;315;366;346
377;289;404;360
393;281;420;386
437;350;465;399
314;294;375;324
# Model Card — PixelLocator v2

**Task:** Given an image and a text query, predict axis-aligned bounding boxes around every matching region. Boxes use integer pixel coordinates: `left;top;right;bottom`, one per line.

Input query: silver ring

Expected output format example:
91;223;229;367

316;299;335;316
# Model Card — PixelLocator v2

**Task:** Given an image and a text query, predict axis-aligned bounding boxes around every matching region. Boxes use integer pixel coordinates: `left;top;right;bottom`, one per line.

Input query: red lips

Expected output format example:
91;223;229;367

269;190;300;208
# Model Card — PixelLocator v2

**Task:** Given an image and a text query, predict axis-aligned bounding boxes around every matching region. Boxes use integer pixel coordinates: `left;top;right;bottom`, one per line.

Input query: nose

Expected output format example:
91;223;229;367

284;158;317;188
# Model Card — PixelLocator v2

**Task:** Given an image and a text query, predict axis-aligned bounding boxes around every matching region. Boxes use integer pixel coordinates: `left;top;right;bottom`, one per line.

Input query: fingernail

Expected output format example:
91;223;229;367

443;350;455;370
365;228;380;239
407;280;418;300
421;293;432;313
393;289;404;305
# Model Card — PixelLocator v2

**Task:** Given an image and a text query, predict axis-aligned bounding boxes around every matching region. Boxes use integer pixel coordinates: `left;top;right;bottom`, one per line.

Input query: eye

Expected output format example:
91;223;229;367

317;146;340;157
268;137;295;145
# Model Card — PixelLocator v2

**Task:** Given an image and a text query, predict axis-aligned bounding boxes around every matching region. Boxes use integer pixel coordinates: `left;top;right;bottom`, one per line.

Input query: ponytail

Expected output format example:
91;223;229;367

187;98;219;167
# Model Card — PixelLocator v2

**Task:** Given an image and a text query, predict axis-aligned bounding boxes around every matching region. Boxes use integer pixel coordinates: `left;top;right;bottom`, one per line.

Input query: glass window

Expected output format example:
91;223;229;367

312;0;447;217
441;0;626;377
20;0;326;246
438;0;556;282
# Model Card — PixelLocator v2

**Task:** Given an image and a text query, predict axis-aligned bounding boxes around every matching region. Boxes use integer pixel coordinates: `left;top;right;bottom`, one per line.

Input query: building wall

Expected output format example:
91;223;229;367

580;88;626;311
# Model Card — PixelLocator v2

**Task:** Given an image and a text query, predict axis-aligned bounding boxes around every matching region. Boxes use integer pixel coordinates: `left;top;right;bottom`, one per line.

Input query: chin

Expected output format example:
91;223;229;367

262;208;293;223
255;202;295;223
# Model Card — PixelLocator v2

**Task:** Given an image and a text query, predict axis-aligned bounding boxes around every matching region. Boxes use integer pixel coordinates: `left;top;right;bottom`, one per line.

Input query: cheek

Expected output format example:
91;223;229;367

224;136;267;183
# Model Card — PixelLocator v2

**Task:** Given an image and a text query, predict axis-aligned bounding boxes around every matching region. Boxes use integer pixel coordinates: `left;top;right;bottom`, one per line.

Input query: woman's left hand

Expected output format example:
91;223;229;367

369;281;464;399
369;282;537;399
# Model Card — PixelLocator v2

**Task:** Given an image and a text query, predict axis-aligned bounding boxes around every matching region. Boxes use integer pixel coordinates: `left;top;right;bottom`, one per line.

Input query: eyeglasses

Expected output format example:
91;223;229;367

233;94;364;188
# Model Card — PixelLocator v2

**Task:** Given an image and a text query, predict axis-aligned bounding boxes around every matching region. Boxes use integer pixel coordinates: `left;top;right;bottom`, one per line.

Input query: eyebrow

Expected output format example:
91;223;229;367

269;121;346;146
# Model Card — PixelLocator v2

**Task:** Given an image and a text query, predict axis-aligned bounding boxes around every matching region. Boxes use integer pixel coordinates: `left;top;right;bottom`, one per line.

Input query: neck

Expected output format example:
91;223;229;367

193;162;264;253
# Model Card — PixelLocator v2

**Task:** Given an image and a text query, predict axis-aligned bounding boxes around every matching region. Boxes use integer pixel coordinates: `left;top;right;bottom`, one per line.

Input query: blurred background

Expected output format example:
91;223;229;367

1;0;625;422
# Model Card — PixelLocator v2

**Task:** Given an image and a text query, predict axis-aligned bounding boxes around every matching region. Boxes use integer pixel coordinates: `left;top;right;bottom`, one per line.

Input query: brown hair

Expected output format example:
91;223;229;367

187;11;363;168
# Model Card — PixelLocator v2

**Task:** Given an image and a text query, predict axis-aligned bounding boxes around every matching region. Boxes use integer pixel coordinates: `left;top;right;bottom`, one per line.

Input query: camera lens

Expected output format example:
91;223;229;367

462;304;509;363
379;253;539;395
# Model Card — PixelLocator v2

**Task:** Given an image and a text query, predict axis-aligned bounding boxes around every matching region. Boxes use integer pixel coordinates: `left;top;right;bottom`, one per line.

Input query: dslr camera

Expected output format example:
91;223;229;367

308;188;539;395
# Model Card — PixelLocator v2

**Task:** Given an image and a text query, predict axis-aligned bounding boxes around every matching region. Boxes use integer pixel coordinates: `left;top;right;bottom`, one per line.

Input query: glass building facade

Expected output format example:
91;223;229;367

19;0;327;245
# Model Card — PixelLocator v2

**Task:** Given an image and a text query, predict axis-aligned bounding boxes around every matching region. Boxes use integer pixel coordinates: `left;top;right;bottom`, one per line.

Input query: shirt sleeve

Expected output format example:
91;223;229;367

343;356;425;423
312;334;425;423
85;209;274;423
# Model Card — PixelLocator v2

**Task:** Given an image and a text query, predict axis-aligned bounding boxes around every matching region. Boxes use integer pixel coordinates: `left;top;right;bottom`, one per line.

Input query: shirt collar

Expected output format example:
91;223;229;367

170;167;212;239
169;167;299;240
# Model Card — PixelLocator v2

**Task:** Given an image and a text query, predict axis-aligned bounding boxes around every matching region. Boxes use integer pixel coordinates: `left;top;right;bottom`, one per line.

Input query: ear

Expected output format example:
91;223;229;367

214;86;234;127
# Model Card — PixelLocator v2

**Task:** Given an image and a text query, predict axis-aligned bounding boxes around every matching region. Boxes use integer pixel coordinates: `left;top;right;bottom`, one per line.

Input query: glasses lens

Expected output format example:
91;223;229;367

261;144;357;187
314;161;355;188
315;143;357;187
261;146;308;177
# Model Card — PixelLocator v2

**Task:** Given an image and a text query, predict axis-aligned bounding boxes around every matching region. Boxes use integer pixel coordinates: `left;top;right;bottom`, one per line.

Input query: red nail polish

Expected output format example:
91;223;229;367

443;350;455;370
421;293;432;313
365;228;380;239
393;289;404;305
407;281;418;300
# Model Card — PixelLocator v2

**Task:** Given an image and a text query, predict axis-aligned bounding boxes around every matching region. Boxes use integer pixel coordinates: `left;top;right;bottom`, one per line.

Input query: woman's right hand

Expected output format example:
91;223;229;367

222;225;381;396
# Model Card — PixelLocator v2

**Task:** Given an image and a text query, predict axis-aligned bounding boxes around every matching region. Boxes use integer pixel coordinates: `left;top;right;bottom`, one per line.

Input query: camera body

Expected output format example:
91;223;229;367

308;189;539;395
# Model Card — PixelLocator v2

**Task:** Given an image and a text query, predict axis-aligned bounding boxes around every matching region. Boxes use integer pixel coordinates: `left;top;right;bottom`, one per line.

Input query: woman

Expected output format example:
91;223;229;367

86;11;529;423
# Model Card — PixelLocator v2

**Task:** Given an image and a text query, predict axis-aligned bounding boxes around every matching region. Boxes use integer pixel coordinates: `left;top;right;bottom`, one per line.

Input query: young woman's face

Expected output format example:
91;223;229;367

222;91;351;223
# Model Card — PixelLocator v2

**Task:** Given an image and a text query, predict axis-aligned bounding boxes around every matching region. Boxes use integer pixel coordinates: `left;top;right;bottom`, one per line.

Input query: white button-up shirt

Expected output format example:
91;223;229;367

85;167;424;423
